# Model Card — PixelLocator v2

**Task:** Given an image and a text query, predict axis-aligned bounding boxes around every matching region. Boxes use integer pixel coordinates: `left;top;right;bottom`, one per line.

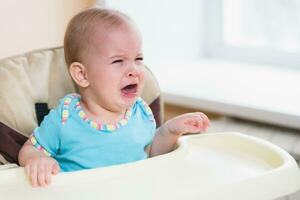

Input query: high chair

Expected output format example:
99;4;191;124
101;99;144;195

0;47;299;200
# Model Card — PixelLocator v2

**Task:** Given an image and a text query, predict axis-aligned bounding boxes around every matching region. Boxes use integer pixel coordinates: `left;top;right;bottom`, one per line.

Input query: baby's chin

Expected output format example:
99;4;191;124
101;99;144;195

121;96;139;107
116;94;139;111
120;89;141;105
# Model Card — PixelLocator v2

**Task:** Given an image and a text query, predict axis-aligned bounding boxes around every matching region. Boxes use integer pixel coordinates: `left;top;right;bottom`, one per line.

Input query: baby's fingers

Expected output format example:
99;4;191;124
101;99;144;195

45;164;52;185
197;112;210;130
45;162;60;185
37;164;47;187
29;165;38;187
201;113;210;129
52;162;60;175
184;113;210;132
184;116;204;132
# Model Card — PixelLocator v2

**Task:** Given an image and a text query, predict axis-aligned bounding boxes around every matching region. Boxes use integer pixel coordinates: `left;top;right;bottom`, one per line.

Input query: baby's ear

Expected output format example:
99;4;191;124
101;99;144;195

69;62;89;88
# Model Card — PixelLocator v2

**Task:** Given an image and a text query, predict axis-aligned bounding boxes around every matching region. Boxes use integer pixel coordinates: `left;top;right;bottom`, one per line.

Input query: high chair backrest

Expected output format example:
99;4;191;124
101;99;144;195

0;46;163;165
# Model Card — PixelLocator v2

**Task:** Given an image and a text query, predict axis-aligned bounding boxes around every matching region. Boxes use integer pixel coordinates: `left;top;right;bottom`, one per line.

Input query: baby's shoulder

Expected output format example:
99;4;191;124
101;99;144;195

56;93;81;124
135;97;152;114
37;93;80;130
134;97;156;125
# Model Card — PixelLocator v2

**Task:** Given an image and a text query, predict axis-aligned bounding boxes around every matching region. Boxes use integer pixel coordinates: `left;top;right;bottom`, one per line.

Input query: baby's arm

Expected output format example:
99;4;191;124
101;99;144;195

18;139;60;187
147;112;210;157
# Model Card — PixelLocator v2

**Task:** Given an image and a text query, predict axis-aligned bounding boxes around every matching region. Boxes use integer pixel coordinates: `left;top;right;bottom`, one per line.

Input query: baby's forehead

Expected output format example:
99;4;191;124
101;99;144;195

89;20;140;42
79;13;142;58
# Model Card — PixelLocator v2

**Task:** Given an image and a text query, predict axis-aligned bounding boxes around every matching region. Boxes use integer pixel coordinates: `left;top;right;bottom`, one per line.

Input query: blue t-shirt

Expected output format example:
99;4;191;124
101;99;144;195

31;94;156;172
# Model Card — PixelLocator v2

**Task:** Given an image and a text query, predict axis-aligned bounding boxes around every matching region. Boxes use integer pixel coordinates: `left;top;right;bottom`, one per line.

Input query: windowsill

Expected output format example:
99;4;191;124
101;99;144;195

149;59;300;130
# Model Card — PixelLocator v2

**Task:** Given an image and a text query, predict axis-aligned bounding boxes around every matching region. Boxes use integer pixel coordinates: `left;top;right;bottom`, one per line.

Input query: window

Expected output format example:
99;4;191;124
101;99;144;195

203;0;300;69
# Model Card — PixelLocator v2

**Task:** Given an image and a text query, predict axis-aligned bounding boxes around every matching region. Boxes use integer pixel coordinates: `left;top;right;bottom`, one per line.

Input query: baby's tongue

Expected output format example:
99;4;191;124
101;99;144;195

122;84;137;94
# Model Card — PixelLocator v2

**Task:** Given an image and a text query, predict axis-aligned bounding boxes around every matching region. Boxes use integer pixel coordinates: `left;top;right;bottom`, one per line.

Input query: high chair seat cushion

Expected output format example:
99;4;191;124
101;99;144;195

0;47;162;164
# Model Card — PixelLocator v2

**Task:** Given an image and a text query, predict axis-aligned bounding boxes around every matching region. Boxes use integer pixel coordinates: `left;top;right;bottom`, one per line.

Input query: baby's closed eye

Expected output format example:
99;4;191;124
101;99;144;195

111;59;123;64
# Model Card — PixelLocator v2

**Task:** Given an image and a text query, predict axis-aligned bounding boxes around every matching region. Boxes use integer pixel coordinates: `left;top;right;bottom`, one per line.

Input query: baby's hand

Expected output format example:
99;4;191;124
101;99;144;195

24;156;60;187
165;112;210;136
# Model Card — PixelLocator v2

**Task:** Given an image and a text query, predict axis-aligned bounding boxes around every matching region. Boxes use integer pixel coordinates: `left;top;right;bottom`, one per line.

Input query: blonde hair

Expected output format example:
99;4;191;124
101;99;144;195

64;8;131;66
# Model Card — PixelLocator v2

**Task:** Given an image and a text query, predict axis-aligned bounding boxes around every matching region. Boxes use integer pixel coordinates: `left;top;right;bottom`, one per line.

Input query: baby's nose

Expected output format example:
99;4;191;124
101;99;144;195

127;64;140;77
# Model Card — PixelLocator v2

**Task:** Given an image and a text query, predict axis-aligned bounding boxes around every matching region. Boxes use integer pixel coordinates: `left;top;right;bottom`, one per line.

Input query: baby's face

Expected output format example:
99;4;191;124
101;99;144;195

84;23;145;112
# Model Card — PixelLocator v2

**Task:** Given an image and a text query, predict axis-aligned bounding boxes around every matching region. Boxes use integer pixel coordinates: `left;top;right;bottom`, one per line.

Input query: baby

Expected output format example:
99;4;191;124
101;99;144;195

18;8;210;187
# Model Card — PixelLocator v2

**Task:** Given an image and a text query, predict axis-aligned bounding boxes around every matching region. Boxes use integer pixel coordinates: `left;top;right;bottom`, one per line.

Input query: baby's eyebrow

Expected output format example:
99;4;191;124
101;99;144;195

109;54;125;59
108;53;143;60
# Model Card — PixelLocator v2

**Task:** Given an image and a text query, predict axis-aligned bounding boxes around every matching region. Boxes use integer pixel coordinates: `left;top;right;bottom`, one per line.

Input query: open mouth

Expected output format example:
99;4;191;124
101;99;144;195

121;83;138;95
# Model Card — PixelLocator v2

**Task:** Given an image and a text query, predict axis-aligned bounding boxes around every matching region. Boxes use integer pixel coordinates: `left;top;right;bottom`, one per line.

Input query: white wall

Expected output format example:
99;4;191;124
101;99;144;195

105;0;205;65
0;0;95;59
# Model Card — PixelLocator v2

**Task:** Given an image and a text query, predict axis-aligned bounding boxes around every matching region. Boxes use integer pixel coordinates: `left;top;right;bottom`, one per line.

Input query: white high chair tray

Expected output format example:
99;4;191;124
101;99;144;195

1;132;300;200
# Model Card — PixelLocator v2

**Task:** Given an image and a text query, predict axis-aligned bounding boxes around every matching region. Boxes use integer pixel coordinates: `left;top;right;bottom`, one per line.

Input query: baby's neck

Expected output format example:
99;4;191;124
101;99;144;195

80;98;126;124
